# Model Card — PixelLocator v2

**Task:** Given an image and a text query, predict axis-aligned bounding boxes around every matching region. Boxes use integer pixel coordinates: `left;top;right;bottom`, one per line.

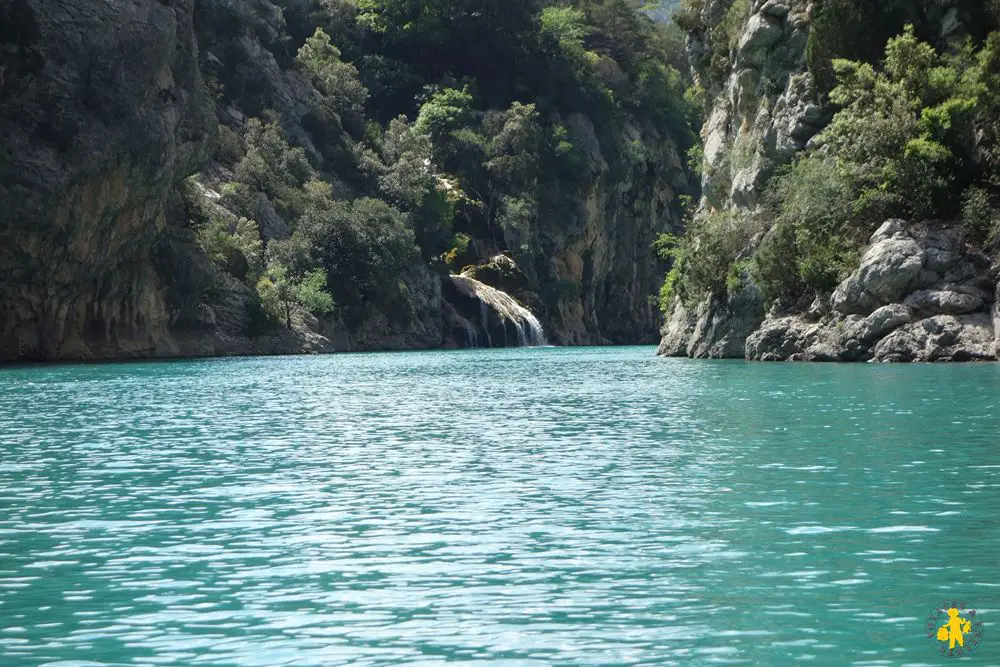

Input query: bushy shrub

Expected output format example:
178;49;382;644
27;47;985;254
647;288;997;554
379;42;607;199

235;119;316;221
297;28;368;121
256;264;335;327
746;26;1000;305
196;215;264;282
298;197;418;308
295;269;336;316
540;6;594;67
748;153;862;303
655;210;758;310
751;222;800;305
256;273;283;324
214;125;244;165
820;27;982;223
962;186;999;246
444;232;472;270
414;87;474;143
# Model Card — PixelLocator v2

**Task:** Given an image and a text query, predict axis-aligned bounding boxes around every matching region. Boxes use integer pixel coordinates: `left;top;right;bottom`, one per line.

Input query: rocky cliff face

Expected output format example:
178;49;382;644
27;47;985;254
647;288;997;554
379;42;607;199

659;0;999;361
659;0;819;358
545;118;687;345
0;0;216;361
0;0;340;361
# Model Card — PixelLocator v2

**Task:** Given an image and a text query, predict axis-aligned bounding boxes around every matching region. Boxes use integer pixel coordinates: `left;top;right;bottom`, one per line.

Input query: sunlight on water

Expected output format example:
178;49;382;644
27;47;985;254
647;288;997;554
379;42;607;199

1;347;998;664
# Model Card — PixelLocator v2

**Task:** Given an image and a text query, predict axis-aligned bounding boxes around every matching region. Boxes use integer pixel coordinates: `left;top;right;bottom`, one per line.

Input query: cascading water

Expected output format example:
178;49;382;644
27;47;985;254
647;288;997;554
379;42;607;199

447;274;548;347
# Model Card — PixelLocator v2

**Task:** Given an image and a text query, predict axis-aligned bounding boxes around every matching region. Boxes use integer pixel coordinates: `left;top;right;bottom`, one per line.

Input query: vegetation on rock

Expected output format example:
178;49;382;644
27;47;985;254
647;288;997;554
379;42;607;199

659;17;1000;311
194;0;698;343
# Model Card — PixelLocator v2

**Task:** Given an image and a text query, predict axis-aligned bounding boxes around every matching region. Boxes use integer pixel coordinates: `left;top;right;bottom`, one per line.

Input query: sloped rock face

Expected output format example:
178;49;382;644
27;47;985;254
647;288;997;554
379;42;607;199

0;0;215;360
694;0;820;212
745;221;999;362
657;282;764;358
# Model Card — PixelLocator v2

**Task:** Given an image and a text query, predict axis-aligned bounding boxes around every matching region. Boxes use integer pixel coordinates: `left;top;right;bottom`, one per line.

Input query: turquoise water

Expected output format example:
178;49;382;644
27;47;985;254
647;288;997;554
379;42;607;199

1;347;998;665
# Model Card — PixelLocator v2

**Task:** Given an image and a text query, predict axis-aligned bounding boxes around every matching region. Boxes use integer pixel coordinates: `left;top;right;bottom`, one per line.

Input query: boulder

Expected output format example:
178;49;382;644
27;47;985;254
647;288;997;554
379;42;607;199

844;304;913;345
738;14;784;67
759;0;790;19
745;315;831;361
871;314;997;362
904;289;983;318
832;237;925;314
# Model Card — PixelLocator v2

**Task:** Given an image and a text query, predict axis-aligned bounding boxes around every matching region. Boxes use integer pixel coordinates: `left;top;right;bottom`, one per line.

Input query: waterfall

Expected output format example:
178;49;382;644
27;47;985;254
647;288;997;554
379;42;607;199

448;274;548;347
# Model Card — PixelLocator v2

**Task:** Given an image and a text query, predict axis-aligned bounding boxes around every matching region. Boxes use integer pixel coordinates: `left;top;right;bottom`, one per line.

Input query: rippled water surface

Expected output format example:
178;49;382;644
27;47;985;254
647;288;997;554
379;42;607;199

2;347;999;665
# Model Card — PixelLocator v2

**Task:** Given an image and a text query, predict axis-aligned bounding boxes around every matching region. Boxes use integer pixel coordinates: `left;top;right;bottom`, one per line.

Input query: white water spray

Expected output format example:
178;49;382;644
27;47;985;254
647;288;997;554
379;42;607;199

448;274;548;347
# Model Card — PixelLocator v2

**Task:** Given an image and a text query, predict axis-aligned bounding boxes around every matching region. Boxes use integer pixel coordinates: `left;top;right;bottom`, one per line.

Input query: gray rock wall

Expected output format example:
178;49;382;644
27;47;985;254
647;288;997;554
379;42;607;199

0;0;215;360
546;117;688;345
660;0;819;358
0;0;691;360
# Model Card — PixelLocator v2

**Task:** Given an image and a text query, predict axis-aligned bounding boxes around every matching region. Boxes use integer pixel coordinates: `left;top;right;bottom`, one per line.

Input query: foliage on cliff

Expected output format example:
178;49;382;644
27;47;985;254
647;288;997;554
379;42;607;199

193;0;697;335
755;27;1000;304
659;15;1000;310
806;0;1000;96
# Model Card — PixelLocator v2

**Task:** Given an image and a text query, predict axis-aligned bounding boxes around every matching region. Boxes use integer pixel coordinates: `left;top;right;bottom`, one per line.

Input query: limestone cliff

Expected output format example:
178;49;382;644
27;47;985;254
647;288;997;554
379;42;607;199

0;0;216;361
659;0;1000;361
540;117;688;345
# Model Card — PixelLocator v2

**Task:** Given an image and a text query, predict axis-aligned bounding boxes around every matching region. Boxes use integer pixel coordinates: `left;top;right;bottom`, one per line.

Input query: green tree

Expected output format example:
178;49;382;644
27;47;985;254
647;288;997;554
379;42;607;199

196;215;264;283
257;264;297;327
414;87;474;143
484;102;544;191
256;264;335;327
297;28;369;122
821;26;984;222
540;6;595;66
377;116;436;209
298;197;418;309
296;269;336;316
236;119;316;220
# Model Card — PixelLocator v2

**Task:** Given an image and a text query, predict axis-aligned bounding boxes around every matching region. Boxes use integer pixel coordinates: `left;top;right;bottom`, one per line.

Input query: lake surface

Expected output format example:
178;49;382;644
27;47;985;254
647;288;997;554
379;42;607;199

1;347;999;665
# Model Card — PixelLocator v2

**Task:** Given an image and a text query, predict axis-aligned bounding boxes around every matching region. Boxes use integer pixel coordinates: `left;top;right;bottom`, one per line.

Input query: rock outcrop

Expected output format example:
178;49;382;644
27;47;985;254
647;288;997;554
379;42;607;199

745;220;999;362
657;281;763;358
660;0;997;362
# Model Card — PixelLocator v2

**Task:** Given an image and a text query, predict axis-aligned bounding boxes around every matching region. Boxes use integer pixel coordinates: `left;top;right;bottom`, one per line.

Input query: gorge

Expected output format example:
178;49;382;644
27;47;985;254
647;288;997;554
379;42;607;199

4;4;1000;662
0;0;693;361
2;0;1000;362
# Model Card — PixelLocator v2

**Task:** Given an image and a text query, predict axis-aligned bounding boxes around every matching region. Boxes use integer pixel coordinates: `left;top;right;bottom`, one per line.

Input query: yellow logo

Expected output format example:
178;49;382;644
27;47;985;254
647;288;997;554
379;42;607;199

926;601;984;657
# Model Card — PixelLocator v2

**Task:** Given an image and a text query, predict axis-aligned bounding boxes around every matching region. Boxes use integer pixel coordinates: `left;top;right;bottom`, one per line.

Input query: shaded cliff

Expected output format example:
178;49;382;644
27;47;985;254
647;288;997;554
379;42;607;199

0;0;214;360
0;0;695;361
658;0;1000;361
